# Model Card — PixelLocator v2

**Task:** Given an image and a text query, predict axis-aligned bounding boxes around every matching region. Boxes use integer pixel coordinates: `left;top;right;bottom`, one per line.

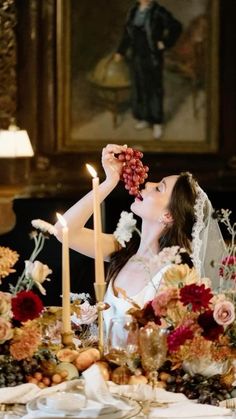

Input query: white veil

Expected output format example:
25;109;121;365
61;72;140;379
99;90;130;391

191;186;227;290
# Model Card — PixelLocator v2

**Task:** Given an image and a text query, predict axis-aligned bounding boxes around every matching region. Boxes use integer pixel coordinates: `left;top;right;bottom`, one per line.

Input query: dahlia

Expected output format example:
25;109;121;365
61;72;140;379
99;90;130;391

179;283;213;312
12;290;44;322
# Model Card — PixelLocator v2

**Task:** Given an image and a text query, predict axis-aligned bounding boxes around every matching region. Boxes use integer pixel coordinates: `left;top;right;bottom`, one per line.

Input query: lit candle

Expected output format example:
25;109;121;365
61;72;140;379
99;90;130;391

56;213;71;333
86;164;105;284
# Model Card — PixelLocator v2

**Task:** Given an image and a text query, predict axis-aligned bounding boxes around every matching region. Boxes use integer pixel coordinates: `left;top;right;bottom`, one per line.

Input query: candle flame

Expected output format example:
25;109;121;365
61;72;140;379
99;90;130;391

86;163;97;178
56;212;67;227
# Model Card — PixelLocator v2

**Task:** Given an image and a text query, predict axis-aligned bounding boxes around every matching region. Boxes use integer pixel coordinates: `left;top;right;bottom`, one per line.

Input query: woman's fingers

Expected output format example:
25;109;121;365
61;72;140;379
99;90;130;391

102;144;126;180
102;144;127;163
102;144;127;155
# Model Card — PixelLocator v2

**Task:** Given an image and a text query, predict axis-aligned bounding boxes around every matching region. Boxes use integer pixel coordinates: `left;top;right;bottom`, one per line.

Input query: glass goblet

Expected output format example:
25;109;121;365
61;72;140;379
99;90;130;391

139;322;167;386
106;316;139;367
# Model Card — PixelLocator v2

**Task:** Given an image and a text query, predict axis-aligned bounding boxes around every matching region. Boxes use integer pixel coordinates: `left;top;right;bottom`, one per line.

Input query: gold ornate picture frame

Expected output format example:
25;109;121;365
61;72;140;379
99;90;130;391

56;0;219;154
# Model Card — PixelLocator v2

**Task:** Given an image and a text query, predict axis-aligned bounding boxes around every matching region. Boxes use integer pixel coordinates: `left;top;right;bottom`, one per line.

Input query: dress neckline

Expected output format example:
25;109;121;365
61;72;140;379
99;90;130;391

110;264;170;300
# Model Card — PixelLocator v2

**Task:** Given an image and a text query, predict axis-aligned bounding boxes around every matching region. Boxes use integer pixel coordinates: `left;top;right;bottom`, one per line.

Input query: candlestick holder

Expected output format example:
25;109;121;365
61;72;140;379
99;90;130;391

61;331;76;349
94;282;108;356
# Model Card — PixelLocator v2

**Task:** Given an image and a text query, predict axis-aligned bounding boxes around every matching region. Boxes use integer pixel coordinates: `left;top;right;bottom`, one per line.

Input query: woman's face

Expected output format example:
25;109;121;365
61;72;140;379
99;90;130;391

139;0;151;4
131;175;178;222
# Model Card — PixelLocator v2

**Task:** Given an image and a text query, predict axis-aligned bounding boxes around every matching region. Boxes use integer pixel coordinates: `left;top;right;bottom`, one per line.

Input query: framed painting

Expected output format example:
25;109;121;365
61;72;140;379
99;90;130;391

56;0;219;153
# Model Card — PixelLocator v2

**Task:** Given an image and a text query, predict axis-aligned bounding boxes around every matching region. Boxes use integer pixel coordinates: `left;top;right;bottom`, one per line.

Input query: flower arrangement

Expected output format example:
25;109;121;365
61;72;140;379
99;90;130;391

0;219;101;389
0;219;56;363
112;208;235;381
128;257;236;370
0;218;99;352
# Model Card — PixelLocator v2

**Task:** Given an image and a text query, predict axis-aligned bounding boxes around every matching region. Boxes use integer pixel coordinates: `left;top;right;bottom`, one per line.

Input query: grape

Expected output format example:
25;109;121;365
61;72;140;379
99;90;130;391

118;147;149;199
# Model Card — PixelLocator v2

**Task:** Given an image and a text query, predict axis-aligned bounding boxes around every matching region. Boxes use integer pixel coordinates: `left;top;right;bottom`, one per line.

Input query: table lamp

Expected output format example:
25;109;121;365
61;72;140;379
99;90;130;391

0;120;34;234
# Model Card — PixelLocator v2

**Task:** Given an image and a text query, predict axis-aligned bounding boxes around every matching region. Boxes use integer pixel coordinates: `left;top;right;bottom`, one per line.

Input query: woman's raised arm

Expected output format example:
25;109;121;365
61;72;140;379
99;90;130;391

54;144;126;260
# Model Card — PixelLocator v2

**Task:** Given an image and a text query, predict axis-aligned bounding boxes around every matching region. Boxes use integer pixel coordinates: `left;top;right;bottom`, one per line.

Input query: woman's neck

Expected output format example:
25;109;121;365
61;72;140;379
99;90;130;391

136;221;162;257
139;0;151;11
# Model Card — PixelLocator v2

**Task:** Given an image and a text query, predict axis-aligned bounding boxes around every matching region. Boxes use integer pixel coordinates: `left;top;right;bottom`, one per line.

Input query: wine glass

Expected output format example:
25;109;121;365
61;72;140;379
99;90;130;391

106;316;139;366
139;323;167;386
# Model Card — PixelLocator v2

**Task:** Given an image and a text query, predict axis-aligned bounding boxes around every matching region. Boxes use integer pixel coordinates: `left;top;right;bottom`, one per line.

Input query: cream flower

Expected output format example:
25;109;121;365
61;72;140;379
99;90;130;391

71;301;98;325
0;246;19;281
25;260;52;295
70;292;90;302
113;211;137;247
0;291;12;319
162;264;200;289
213;300;235;326
31;219;57;235
0;317;13;344
151;246;184;271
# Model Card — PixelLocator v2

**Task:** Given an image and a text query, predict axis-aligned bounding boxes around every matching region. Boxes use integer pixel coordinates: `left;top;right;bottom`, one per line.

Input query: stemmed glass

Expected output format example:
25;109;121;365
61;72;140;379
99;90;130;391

139;323;167;386
106;316;139;367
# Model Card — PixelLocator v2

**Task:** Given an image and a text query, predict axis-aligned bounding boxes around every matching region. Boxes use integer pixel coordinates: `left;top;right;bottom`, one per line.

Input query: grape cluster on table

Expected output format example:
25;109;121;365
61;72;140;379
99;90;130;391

0;349;69;389
0;356;38;387
118;147;149;198
158;361;233;406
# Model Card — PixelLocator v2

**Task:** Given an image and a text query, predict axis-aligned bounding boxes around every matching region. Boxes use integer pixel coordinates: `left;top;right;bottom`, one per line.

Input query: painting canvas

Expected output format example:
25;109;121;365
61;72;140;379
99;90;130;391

57;0;219;152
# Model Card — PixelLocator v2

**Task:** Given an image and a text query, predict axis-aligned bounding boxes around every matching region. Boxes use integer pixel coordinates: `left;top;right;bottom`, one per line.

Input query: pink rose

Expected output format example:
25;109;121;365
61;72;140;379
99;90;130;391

152;288;178;317
213;301;235;326
0;317;13;344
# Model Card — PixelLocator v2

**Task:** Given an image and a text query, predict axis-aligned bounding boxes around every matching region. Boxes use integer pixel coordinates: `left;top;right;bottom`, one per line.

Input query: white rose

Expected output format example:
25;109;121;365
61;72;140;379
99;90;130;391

25;260;52;295
71;301;98;325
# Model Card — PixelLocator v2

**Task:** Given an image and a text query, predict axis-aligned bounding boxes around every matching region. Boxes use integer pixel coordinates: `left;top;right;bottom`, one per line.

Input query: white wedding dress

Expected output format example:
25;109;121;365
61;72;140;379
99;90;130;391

103;264;170;338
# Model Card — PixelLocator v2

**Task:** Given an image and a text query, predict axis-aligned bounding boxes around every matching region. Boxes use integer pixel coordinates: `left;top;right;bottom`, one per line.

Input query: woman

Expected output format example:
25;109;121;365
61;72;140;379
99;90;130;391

55;144;225;334
114;0;182;139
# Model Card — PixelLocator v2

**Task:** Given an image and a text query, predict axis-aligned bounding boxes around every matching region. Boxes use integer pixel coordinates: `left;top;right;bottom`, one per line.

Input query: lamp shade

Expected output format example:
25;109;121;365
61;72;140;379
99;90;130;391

0;129;34;157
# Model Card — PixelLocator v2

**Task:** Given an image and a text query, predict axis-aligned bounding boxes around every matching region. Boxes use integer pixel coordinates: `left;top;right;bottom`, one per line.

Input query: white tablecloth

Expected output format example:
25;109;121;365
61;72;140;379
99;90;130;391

0;364;234;419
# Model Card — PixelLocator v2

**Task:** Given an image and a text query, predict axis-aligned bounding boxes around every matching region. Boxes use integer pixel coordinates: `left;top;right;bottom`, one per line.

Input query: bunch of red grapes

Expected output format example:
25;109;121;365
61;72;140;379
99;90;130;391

118;147;149;199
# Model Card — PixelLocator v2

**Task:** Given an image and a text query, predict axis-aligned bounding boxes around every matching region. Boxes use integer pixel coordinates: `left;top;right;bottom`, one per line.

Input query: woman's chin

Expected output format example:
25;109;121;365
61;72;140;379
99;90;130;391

130;200;140;214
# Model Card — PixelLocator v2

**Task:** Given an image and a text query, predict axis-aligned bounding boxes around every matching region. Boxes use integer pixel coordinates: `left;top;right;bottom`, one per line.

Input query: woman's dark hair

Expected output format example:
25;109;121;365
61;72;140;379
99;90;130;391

159;172;197;252
106;172;197;283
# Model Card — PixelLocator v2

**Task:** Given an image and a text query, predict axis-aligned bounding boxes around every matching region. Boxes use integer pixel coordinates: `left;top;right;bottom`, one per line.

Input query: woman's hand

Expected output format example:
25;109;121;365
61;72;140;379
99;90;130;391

102;144;127;184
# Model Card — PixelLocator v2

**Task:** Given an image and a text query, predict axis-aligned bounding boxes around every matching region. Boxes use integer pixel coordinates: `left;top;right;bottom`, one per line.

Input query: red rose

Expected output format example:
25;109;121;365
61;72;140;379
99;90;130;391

12;290;44;322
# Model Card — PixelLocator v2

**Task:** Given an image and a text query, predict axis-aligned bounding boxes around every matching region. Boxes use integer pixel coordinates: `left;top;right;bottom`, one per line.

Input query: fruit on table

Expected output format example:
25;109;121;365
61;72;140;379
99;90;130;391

56;348;79;363
74;348;100;371
55;361;79;380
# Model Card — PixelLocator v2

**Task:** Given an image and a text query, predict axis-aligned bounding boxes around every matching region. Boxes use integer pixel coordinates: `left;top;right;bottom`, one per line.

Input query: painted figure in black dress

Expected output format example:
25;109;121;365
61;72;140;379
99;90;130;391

115;0;182;139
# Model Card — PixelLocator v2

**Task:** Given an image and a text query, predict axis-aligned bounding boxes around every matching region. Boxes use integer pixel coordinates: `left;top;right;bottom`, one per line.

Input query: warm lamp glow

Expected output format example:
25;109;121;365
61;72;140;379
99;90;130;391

86;163;97;178
0;122;34;158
